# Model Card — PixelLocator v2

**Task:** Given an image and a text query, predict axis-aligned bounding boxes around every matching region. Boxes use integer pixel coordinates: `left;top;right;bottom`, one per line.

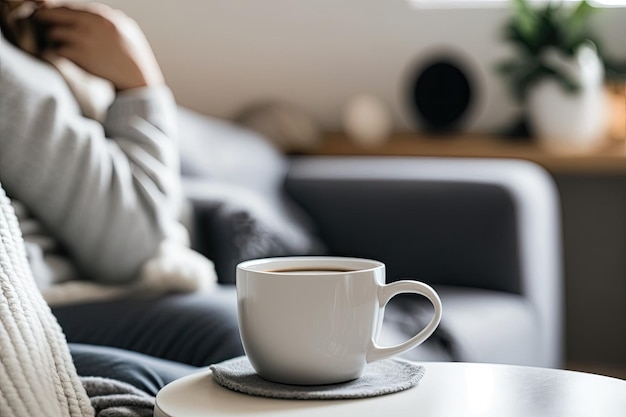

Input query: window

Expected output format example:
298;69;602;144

409;0;626;8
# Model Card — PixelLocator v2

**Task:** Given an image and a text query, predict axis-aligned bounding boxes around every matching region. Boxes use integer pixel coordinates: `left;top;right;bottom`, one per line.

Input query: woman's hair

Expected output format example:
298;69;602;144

0;0;46;54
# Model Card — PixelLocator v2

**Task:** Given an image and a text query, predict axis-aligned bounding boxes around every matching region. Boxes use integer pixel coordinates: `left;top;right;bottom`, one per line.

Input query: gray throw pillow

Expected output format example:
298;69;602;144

185;181;325;284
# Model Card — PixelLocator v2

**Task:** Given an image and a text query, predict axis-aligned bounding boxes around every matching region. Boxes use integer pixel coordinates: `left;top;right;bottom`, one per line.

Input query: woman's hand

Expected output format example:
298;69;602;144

35;3;164;91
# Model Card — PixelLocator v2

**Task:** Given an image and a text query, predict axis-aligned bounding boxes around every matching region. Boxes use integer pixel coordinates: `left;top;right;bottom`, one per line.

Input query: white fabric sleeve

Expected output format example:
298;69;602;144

0;36;183;284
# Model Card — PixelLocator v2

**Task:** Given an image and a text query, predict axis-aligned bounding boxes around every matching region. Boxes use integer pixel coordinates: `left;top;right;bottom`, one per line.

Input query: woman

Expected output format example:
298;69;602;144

0;0;243;394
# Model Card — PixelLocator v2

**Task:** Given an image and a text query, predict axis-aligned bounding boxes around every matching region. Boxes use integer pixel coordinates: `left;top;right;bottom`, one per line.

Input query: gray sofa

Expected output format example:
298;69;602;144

177;108;564;369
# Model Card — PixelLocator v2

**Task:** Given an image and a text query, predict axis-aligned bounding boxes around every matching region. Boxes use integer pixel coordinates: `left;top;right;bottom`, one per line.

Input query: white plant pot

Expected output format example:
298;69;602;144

527;45;609;154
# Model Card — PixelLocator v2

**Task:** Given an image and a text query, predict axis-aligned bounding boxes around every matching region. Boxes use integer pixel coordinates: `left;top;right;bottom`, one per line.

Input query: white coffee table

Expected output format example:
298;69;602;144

155;362;626;417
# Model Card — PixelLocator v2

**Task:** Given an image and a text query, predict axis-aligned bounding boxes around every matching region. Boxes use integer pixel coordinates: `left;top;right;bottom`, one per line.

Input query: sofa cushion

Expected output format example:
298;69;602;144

178;107;286;194
285;167;521;294
177;108;324;283
381;285;536;365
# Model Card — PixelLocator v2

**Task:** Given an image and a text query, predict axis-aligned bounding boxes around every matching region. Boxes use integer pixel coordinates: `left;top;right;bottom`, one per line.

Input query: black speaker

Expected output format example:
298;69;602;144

406;54;475;132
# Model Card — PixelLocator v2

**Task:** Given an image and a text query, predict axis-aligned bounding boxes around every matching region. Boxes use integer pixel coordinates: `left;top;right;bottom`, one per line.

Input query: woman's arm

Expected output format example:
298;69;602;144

0;5;182;284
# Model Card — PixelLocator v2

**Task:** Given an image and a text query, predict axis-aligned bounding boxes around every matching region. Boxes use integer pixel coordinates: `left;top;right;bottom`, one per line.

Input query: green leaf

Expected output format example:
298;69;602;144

569;0;596;31
511;0;537;41
565;1;598;51
504;22;535;53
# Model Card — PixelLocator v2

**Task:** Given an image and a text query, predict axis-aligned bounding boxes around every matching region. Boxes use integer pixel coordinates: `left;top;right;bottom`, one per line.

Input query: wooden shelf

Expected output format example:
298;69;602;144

301;133;626;175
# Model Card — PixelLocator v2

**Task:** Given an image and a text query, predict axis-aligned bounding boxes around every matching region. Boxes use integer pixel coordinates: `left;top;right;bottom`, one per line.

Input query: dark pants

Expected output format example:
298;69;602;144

53;287;245;394
69;343;198;396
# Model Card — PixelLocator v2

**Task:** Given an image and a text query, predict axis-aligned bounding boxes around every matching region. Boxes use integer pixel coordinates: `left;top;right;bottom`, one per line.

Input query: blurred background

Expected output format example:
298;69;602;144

100;0;626;378
99;0;624;132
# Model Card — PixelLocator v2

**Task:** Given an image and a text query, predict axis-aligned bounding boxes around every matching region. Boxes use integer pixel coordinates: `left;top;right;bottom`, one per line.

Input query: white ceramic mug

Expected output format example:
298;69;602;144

236;256;442;385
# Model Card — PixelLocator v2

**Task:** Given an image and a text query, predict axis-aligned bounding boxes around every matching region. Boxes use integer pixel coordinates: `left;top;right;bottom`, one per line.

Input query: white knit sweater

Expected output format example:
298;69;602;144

0;184;94;416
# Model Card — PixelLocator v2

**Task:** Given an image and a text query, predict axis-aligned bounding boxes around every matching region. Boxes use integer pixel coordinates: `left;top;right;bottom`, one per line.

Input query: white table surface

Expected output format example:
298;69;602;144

154;362;626;417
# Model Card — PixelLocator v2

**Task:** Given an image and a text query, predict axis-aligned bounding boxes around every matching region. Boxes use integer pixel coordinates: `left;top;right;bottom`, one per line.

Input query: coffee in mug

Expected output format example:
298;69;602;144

236;256;442;385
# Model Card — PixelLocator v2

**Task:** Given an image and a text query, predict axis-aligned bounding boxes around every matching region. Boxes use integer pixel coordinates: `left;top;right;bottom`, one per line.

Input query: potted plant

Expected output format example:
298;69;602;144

497;0;608;153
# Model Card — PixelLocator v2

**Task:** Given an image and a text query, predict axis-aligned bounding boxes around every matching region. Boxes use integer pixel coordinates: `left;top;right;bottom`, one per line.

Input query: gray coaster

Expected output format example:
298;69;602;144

209;356;425;400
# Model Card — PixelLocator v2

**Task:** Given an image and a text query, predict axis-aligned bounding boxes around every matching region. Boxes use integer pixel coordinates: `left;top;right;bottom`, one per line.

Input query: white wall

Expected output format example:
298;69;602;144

103;0;626;132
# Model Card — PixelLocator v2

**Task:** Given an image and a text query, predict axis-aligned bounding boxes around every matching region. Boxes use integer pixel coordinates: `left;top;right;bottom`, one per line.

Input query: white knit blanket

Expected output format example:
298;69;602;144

0;183;94;417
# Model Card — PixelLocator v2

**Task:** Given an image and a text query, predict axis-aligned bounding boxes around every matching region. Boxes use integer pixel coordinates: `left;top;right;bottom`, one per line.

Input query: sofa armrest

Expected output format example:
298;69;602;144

285;156;563;368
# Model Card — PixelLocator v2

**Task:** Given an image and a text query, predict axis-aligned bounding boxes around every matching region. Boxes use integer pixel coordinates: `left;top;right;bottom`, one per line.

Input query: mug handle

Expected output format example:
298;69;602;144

366;280;443;363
